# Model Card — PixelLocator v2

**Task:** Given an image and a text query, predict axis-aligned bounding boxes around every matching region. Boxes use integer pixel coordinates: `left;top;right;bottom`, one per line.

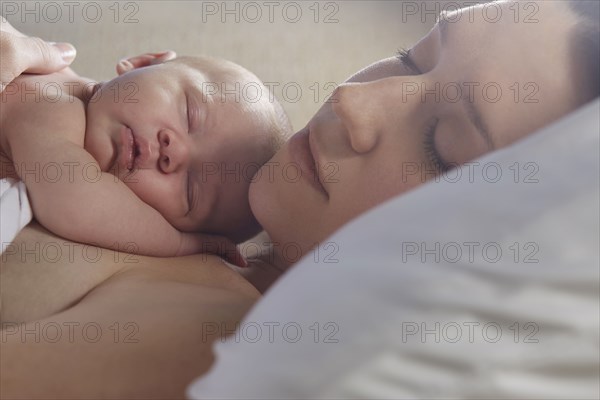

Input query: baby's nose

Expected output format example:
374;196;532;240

158;129;189;173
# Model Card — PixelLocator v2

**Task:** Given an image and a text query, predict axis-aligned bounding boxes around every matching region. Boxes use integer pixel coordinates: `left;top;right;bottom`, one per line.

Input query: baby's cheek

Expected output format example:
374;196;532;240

121;173;175;216
84;132;110;172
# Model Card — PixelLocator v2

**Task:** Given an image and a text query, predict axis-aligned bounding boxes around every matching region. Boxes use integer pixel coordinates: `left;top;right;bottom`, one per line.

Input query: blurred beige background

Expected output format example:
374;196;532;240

3;0;449;130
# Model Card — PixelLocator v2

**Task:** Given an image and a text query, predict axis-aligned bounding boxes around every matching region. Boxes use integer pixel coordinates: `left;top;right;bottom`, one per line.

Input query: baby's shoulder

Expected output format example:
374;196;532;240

1;74;86;146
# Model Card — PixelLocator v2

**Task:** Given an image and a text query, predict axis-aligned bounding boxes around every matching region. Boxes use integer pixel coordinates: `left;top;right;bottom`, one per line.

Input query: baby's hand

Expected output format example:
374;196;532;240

178;232;248;268
115;51;177;75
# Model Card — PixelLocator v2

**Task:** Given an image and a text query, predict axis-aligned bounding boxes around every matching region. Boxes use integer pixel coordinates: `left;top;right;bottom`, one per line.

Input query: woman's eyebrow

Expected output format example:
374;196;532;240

461;86;495;150
400;16;451;73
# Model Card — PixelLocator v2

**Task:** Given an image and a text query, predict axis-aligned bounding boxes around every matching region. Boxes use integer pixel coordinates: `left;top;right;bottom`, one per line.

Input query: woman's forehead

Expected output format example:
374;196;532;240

352;0;577;78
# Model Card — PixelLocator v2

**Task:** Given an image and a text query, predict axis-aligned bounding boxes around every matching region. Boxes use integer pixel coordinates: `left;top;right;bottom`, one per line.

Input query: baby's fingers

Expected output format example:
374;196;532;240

178;232;248;267
205;235;248;268
116;51;177;75
221;244;249;269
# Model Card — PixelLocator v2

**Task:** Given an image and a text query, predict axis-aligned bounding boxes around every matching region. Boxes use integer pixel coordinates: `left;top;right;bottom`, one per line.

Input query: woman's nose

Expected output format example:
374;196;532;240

330;78;419;154
157;129;189;173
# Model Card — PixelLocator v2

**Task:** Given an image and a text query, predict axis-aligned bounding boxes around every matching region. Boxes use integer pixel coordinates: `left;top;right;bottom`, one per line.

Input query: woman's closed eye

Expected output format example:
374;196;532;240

397;49;449;172
423;118;452;173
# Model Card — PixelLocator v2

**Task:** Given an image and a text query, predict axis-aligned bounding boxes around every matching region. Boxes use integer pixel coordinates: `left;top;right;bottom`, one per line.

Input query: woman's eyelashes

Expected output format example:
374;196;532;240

396;47;421;75
399;48;450;172
423;118;450;172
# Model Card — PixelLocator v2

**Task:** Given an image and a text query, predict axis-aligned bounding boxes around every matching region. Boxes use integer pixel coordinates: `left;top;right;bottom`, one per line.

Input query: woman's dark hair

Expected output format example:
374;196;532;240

568;0;600;100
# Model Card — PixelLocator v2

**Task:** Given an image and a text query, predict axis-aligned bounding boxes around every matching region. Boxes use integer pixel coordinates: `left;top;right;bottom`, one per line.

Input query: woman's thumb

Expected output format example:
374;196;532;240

21;36;76;74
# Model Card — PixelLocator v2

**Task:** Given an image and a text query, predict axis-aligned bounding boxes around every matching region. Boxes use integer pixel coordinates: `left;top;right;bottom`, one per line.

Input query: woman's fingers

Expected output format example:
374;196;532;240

0;16;76;74
0;29;76;91
21;37;77;73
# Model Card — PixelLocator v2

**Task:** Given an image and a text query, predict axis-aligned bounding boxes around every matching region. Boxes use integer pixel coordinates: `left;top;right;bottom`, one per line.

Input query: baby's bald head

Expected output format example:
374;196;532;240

165;56;293;242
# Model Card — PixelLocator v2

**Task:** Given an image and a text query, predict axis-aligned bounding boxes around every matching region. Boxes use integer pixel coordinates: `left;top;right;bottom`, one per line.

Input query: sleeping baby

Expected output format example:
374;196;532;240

0;51;291;265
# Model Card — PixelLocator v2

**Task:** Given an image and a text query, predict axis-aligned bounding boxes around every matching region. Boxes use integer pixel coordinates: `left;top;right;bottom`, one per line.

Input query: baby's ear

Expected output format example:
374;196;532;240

116;51;177;75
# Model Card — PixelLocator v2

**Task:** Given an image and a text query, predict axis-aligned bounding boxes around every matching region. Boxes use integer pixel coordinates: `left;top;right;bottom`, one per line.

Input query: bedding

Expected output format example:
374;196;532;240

188;99;600;399
0;177;32;253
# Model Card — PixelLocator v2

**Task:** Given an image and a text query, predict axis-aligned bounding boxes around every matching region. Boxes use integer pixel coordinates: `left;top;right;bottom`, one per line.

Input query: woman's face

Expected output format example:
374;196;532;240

250;0;590;265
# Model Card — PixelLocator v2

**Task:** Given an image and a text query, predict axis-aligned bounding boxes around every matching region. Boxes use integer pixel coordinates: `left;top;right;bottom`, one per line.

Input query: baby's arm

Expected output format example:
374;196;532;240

4;97;238;259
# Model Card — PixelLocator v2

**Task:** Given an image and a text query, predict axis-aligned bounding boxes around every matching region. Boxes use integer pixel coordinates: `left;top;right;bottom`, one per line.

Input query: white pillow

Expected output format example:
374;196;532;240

0;178;33;252
188;99;600;399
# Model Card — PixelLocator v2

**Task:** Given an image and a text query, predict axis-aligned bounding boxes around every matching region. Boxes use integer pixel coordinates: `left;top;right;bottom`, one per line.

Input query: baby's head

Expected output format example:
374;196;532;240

84;54;292;242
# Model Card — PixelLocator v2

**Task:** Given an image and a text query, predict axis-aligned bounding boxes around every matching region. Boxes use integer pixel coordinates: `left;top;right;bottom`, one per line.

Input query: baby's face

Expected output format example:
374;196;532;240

84;59;276;241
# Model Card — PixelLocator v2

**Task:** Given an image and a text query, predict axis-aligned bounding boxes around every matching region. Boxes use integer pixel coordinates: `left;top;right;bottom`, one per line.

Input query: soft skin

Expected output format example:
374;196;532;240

249;0;597;268
1;0;598;398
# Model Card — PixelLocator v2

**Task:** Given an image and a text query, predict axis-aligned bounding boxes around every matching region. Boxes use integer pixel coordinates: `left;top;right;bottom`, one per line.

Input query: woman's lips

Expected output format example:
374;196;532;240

289;127;328;196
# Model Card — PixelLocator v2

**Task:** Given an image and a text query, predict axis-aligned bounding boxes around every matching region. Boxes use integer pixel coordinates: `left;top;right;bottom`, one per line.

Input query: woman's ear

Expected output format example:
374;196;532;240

115;50;177;75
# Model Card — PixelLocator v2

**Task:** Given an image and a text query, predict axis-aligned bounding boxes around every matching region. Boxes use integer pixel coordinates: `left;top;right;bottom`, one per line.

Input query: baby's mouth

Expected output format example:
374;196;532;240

119;125;137;172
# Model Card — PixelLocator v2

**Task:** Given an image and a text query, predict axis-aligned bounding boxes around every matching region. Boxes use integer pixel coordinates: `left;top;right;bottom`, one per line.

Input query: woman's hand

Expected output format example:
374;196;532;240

0;16;76;92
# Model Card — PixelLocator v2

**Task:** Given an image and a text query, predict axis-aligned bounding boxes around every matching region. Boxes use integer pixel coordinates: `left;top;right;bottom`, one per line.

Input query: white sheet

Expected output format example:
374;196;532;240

1;178;32;253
